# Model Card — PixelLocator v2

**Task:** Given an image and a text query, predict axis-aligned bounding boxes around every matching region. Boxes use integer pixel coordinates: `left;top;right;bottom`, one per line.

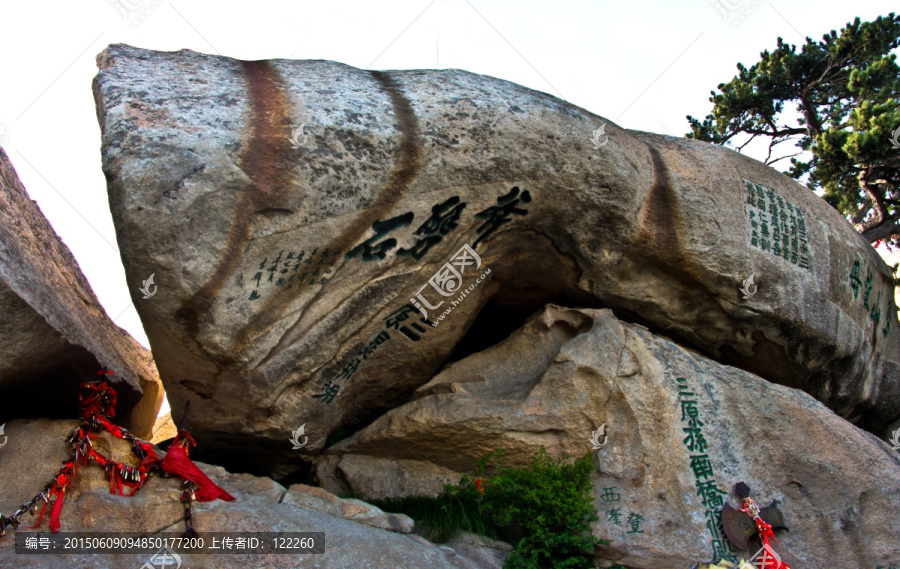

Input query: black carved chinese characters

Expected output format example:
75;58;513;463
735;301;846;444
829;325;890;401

473;186;531;248
397;196;466;260
344;212;414;262
310;187;534;405
343;186;534;266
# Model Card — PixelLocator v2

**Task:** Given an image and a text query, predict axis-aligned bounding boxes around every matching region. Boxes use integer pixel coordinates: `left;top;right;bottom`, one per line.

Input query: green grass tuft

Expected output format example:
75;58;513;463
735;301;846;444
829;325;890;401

374;447;600;568
372;493;498;543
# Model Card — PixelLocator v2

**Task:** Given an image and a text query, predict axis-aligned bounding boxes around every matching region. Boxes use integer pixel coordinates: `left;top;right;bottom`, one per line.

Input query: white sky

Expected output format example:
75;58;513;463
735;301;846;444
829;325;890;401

0;0;897;355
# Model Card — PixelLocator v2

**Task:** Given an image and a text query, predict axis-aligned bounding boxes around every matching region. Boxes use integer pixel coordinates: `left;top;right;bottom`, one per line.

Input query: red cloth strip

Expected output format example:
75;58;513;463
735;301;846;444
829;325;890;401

160;444;234;502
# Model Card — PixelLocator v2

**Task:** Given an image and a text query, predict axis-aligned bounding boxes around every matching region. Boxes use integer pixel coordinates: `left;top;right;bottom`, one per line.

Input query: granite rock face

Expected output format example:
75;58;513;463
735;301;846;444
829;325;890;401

318;306;900;568
0;148;162;437
282;483;415;533
314;453;463;500
93;43;900;473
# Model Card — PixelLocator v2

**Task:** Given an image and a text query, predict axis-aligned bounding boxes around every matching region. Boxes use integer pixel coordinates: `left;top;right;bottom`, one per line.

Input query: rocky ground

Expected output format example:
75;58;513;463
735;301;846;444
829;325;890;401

0;419;510;568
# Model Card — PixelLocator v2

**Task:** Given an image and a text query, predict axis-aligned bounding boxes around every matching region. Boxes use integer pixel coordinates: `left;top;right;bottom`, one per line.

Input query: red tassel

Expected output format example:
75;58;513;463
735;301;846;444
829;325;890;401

25;499;50;530
109;467;124;496
27;469;70;530
758;519;777;546
127;477;146;497
160;444;234;502
48;490;66;533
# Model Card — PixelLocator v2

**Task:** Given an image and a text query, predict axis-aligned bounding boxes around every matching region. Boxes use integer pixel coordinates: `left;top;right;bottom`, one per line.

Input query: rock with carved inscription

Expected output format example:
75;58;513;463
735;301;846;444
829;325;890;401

317;305;900;568
93;43;900;474
0;148;162;438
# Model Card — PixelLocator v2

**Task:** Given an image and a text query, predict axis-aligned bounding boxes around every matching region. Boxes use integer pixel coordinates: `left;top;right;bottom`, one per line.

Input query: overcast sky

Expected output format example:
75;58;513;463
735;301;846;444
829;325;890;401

0;0;896;354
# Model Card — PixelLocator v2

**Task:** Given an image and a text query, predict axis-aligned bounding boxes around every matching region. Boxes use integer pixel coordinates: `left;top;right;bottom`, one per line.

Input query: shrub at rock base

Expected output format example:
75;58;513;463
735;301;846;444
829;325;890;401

375;448;600;569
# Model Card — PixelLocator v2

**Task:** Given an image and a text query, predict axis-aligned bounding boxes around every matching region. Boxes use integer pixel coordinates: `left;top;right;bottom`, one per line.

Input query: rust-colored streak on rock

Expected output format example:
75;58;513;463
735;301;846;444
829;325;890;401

639;146;683;263
178;60;293;337
316;70;424;265
364;72;424;210
247;70;424;364
239;60;295;208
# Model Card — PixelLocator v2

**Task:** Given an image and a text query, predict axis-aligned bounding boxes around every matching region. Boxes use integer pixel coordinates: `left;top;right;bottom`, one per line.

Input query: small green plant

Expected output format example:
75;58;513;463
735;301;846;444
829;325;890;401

371;491;496;543
479;448;599;568
375;447;600;569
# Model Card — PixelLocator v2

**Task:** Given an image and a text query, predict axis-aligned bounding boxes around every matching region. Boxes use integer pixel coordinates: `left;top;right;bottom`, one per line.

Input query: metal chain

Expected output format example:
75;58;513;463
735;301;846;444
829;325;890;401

0;416;158;538
0;424;84;536
180;480;198;539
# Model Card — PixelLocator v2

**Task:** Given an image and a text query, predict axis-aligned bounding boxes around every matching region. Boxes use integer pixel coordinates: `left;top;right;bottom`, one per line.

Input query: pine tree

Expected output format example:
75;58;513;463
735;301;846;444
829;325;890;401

687;13;900;245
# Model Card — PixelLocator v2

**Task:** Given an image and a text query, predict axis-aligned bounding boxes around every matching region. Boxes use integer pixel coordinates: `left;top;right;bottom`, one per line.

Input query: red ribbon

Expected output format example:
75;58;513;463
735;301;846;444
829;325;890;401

25;500;50;530
160;433;234;502
22;376;233;534
29;471;71;533
79;380;118;419
48;489;66;533
761;521;776;545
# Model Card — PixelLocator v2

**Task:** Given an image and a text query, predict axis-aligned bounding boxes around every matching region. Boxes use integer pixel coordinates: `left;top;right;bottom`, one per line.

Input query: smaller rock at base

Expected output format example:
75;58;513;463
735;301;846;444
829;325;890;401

283;483;415;534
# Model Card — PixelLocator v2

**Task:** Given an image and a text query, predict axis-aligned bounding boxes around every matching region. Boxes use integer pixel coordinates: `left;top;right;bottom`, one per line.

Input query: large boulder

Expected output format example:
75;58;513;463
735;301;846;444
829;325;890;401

92;43;900;473
0;148;162;437
318;306;900;568
0;419;508;569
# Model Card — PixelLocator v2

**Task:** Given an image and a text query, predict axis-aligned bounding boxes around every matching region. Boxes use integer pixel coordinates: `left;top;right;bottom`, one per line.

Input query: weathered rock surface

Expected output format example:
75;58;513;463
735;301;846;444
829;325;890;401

283;483;415;533
150;411;177;444
93;43;900;474
320;306;900;568
315;453;463;500
0;419;508;568
0;148;162;437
